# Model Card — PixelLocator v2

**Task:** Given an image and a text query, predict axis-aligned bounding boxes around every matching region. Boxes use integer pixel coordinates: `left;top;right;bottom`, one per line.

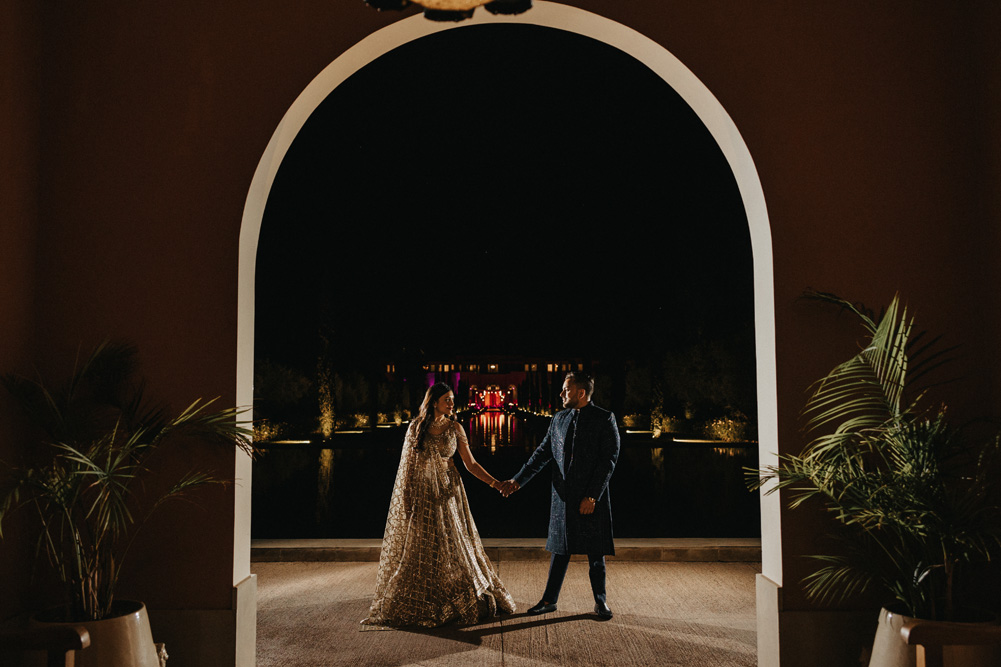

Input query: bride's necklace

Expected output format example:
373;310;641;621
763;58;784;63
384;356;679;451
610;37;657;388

430;416;450;432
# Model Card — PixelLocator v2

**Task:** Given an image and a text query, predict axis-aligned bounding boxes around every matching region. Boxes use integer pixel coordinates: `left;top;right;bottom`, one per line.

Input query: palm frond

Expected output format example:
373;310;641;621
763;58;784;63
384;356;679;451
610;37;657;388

749;292;1001;619
0;482;23;538
802;290;879;334
1;374;67;443
801;294;913;440
1;340;259;621
801;555;876;604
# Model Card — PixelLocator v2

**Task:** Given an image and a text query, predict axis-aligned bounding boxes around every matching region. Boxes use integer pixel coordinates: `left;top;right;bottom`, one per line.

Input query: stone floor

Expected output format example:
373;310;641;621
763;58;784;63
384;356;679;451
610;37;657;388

254;541;761;667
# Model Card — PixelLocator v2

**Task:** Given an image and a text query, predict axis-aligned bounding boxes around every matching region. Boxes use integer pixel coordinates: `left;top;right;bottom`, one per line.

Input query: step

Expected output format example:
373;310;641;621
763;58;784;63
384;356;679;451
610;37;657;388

250;537;761;562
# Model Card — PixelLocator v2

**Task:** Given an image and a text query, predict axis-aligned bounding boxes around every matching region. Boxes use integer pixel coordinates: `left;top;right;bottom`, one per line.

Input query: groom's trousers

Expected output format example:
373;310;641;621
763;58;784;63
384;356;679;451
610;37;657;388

542;552;606;604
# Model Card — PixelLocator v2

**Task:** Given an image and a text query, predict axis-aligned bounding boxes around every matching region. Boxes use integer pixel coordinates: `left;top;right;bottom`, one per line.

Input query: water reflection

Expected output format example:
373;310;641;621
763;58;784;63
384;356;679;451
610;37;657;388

650;446;664;470
466;411;519;452
252;421;760;540
317;448;334;525
711;447;746;457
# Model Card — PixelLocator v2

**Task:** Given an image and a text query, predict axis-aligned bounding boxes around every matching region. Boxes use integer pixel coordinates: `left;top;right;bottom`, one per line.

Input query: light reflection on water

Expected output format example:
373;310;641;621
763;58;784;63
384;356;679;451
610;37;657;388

651;446;664;471
466;411;521;452
711;447;746;457
317;448;335;525
253;415;760;539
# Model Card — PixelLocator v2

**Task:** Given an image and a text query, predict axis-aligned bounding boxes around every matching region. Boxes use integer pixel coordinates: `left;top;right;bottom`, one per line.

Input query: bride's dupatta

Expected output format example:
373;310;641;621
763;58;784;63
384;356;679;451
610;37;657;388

362;421;514;628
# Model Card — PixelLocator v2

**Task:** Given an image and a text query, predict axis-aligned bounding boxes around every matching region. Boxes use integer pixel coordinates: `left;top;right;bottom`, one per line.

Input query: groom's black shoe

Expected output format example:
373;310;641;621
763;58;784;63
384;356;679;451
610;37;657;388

527;600;557;615
594;601;613;620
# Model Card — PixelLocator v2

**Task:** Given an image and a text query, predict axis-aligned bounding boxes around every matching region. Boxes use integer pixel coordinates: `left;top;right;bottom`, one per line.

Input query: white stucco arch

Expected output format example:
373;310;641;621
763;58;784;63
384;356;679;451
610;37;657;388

236;3;780;663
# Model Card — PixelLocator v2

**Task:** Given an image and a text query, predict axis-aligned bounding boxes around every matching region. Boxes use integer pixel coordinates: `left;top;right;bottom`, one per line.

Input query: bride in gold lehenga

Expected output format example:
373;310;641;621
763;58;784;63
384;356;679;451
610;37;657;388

362;382;516;628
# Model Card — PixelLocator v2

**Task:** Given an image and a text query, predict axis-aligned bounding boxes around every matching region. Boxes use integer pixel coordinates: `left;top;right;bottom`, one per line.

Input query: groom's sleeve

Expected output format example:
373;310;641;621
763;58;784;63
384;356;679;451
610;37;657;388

512;421;554;487
585;412;620;501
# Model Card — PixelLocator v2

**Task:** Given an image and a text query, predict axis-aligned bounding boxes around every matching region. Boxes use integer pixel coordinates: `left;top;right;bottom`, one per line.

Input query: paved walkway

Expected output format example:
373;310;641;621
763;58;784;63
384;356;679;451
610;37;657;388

254;542;760;667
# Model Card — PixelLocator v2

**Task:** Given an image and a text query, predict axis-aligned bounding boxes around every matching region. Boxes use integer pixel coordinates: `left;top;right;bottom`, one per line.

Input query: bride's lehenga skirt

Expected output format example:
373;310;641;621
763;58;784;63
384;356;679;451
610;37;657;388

362;424;515;628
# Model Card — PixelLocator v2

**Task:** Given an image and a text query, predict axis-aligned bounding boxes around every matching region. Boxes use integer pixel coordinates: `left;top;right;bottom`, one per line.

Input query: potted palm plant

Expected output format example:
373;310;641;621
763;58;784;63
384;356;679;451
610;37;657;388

0;340;255;666
753;291;1001;667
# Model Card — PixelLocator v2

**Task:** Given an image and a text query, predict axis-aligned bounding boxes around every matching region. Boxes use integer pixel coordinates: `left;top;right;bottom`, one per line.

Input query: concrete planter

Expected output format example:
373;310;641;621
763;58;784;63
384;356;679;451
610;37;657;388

869;607;1001;667
33;600;161;667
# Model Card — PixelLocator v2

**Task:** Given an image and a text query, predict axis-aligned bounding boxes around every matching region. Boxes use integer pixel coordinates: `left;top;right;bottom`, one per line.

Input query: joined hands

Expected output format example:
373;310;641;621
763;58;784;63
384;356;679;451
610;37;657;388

494;479;520;497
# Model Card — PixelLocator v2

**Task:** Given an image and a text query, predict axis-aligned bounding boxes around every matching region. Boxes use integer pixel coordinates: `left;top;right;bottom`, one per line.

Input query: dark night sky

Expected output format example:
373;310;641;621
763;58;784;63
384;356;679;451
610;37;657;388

256;23;753;374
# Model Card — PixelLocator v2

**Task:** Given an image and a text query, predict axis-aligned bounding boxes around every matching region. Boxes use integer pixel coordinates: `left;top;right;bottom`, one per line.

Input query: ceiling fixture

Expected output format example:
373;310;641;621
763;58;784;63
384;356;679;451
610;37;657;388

364;0;532;22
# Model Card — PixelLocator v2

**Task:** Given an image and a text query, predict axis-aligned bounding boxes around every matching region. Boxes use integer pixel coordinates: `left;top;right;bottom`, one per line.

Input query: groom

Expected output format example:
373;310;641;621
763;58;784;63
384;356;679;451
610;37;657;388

499;371;620;620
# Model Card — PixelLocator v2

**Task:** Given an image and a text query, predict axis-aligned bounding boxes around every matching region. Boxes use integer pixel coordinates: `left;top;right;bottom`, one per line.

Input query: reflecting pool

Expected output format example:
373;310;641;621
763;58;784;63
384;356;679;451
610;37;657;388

252;412;760;539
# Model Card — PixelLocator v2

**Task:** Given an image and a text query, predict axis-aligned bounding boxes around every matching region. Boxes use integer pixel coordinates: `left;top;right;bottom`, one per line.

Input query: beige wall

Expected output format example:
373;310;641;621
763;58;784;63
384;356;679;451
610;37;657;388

2;0;999;661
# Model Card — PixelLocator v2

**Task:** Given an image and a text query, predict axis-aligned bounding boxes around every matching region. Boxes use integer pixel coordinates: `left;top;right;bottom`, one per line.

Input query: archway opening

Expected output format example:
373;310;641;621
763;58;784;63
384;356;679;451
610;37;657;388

237;2;780;659
252;21;758;542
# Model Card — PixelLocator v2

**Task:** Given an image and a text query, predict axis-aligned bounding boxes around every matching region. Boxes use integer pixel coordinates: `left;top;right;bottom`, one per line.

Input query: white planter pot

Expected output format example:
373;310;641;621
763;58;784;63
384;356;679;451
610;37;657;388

869;607;1001;667
32;600;160;667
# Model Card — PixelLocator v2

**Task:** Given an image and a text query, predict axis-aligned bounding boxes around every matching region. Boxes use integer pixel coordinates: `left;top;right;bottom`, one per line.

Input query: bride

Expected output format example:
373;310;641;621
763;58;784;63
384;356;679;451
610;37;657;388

362;382;516;627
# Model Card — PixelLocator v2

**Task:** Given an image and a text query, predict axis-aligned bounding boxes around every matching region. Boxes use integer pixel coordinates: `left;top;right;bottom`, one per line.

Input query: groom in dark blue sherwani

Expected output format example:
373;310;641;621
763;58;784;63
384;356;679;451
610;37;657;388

500;371;621;620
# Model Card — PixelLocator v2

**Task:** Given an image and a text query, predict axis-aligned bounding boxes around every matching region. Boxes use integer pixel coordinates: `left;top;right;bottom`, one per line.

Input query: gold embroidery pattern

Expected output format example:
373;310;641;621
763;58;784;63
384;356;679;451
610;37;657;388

363;421;515;627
